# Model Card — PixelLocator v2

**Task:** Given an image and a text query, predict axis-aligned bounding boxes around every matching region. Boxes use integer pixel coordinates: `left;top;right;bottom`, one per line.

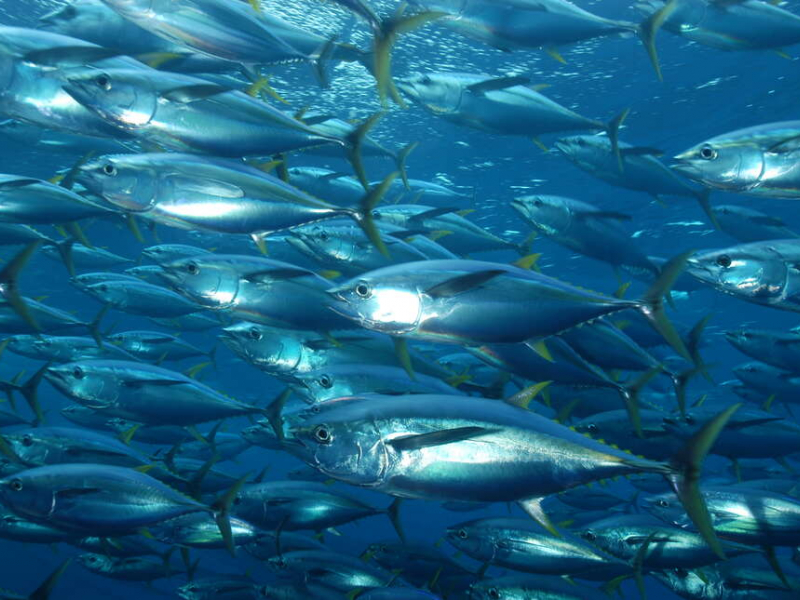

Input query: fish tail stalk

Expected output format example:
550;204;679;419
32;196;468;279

664;403;741;559
636;250;693;361
396;141;419;189
0;241;43;332
606;108;630;173
211;474;249;557
638;0;679;81
350;171;399;258
373;7;445;107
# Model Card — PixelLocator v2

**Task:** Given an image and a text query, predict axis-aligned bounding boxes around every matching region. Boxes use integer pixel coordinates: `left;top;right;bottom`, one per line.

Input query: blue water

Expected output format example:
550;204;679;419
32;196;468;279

1;0;800;598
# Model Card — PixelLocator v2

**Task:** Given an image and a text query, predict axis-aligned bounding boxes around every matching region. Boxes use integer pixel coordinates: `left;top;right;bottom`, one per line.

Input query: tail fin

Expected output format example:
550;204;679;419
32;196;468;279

636;251;692;361
350;171;398;257
619;367;662;438
0;241;43;331
53;238;77;277
310;36;338;88
19;363;49;424
665;403;740;559
211;474;249;557
87;304;109;347
385;497;405;542
347;112;384;190
207;345;218;370
687;313;714;382
638;0;678;81
262;388;292;442
28;559;71;600
374;6;444;107
395;142;418;189
695;189;718;229
606;108;630;173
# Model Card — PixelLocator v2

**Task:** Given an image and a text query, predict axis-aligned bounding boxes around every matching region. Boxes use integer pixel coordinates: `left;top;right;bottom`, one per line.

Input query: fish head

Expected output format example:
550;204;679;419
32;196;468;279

159;257;238;308
469;580;516;600
724;329;763;352
554;135;606;172
44;362;116;407
77;155;157;212
291;224;355;263
85;281;126;305
687;246;789;300
77;553;112;573
294;369;351;404
288;404;387;486
511;195;571;235
4;334;36;355
732;361;772;386
641;493;686;528
38;0;106;36
219;322;299;373
653;569;711;598
62;68;158;131
0;469;61;520
327;270;423;335
395;73;462;113
445;521;488;557
4;430;44;465
673;137;764;192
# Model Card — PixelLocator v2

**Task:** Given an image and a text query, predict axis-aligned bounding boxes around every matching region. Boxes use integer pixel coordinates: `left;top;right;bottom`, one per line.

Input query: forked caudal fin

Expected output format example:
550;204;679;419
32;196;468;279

606;108;630;173
638;0;679;82
664;403;741;559
348;171;399;258
636;250;693;362
0;241;43;332
211;474;250;557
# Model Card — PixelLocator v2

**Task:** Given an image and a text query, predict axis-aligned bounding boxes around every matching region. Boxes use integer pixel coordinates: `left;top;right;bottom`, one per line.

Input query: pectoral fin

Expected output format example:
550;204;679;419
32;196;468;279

161;84;230;103
424;270;505;298
388;426;496;451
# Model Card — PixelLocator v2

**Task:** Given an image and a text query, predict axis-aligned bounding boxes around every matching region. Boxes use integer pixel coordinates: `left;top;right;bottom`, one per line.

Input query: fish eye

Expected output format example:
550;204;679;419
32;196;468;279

98;284;107;293
21;435;32;447
248;327;262;341
73;366;84;379
185;262;199;275
657;499;669;508
715;254;732;268
487;588;500;600
185;586;198;592
371;210;381;219
354;282;372;298
274;558;287;568
319;231;329;241
102;164;117;176
318;374;333;389
533;198;543;207
457;528;468;539
313;425;332;444
675;568;688;578
87;556;97;563
684;415;695;425
421;75;431;84
9;479;22;492
95;74;111;91
587;423;598;434
699;145;717;160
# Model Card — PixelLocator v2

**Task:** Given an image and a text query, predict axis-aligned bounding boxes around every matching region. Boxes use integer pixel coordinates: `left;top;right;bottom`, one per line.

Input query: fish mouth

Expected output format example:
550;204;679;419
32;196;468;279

552;140;570;156
670;162;701;180
684;257;714;284
393;78;416;99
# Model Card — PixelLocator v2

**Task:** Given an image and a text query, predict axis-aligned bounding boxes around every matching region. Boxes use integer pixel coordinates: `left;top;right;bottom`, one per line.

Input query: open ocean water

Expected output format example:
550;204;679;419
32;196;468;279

0;0;800;598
